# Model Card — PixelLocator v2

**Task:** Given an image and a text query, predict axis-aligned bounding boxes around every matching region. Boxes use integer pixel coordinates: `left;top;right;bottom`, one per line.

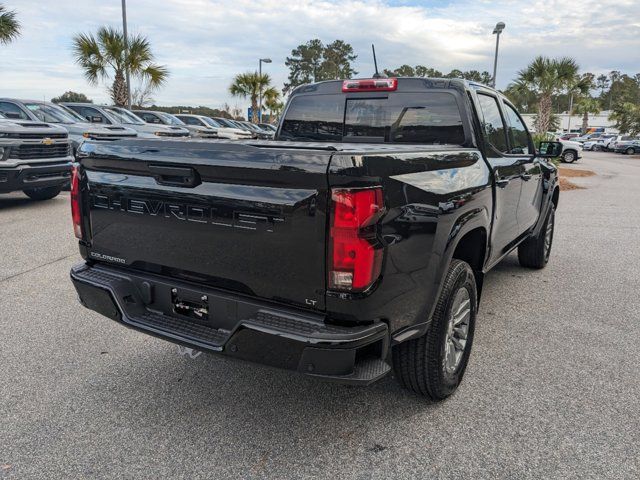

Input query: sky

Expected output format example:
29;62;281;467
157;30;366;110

1;0;639;111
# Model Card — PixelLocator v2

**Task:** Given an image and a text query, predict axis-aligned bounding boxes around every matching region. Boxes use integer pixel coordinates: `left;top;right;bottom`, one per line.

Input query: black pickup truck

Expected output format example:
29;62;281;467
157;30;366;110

70;78;561;400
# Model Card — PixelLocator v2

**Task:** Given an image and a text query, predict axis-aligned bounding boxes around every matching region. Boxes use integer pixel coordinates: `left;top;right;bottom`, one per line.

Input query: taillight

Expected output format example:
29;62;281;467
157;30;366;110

342;78;398;92
70;165;82;239
329;187;384;292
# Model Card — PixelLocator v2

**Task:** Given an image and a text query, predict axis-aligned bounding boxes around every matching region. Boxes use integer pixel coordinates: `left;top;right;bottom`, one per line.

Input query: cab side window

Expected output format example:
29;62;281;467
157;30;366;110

503;102;531;155
0;101;29;120
476;94;508;154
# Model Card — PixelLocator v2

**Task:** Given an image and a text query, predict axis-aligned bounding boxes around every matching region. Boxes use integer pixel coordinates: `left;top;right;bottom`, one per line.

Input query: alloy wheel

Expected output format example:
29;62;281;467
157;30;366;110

544;210;555;261
444;287;471;375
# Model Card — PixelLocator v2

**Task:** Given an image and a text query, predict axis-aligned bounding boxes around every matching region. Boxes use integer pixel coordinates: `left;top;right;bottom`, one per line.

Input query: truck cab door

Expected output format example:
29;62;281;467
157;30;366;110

475;92;523;261
501;100;543;232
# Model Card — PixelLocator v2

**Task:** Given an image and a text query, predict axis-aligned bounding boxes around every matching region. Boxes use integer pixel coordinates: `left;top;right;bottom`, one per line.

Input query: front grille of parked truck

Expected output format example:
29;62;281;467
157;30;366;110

8;143;71;160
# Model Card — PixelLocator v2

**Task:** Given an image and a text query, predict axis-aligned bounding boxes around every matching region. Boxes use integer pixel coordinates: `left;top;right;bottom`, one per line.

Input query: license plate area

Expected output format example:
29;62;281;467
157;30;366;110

171;287;209;322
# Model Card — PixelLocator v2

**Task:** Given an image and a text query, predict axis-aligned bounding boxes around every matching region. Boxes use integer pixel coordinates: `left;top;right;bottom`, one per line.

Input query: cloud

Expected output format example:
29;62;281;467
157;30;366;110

2;0;639;109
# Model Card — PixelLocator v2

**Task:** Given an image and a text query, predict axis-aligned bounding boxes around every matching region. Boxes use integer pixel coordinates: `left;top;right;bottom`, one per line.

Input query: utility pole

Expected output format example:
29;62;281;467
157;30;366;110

122;0;132;109
567;93;574;133
491;22;505;88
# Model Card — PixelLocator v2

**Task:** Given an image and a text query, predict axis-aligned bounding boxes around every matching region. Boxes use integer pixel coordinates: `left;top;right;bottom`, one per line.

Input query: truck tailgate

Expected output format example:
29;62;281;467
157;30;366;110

79;140;331;310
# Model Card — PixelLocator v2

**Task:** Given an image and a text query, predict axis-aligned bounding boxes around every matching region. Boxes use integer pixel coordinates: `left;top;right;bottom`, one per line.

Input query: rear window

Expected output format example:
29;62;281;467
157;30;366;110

280;92;465;144
279;94;344;141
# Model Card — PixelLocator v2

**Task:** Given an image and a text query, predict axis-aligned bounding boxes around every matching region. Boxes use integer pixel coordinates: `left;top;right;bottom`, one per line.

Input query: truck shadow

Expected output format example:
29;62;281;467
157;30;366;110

85;338;448;459
0;193;68;211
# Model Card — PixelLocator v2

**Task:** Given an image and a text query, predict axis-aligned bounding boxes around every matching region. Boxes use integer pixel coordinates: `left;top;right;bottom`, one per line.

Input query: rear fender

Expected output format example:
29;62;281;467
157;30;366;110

391;205;491;344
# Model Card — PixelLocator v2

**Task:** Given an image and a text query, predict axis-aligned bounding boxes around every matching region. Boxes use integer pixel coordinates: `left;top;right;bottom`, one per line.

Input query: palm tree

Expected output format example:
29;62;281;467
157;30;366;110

229;72;272;123
263;87;283;122
514;56;581;134
574;98;601;134
0;4;20;44
72;27;168;107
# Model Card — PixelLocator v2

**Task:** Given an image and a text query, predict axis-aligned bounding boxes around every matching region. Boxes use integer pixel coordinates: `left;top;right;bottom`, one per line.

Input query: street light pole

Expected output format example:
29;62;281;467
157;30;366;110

567;92;574;133
258;58;271;123
491;22;505;88
121;0;132;109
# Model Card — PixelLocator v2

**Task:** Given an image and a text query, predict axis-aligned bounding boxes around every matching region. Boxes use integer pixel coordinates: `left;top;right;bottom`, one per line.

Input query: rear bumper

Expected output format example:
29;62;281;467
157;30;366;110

0;161;72;193
70;263;391;384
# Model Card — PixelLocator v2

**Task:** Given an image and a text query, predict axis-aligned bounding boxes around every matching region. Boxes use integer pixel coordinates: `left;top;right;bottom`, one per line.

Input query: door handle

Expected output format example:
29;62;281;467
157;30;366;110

149;165;200;188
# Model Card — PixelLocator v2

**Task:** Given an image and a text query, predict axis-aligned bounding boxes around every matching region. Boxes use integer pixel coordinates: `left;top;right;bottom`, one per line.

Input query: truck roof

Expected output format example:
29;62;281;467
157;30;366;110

289;77;498;96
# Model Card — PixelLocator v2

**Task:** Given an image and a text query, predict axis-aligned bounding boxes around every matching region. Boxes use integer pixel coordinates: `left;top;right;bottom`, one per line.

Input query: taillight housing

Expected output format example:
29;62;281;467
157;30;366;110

342;78;398;92
329;187;384;292
70;165;82;239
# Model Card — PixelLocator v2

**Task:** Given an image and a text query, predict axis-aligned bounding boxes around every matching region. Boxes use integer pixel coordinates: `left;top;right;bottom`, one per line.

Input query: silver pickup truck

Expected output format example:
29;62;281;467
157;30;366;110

0;113;73;200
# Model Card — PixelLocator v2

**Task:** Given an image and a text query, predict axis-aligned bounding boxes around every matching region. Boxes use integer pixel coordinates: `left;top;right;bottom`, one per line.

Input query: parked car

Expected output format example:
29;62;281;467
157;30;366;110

613;139;640;154
608;135;640;152
582;139;605;151
559;133;580;141
224;119;261;138
236;120;274;140
259;123;277;132
0;112;72;200
62;103;190;138
174;114;250;140
575;132;614;143
211;117;253;139
559;139;582;163
132;110;201;137
0;98;137;153
582;134;616;151
70;77;561;401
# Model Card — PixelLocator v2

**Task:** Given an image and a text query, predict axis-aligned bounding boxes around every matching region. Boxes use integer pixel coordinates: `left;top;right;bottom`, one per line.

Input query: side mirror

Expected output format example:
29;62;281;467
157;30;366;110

91;116;103;123
537;141;563;158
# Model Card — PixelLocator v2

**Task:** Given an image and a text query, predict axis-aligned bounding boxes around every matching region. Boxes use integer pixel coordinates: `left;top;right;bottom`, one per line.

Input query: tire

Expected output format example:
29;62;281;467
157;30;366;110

23;185;63;201
561;150;577;163
518;205;555;269
393;259;477;401
626;147;636;155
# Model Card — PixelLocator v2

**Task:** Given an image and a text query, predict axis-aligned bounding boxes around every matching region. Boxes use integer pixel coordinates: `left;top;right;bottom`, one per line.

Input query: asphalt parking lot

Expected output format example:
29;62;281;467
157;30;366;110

1;150;639;479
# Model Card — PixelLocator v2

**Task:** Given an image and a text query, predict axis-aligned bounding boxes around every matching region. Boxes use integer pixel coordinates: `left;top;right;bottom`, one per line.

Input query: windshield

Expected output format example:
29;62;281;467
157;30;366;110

280;92;465;144
104;107;145;125
203;117;222;128
158;112;186;126
24;102;82;124
214;117;236;128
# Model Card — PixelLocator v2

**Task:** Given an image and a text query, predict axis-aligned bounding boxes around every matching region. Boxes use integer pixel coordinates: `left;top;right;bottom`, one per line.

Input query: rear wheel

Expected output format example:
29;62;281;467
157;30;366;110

393;259;477;401
561;150;577;163
626;147;636;155
518;205;555;269
23;185;63;201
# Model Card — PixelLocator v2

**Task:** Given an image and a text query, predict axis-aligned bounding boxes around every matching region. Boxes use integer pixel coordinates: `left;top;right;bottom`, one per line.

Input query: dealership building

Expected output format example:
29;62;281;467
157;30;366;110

521;111;618;133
